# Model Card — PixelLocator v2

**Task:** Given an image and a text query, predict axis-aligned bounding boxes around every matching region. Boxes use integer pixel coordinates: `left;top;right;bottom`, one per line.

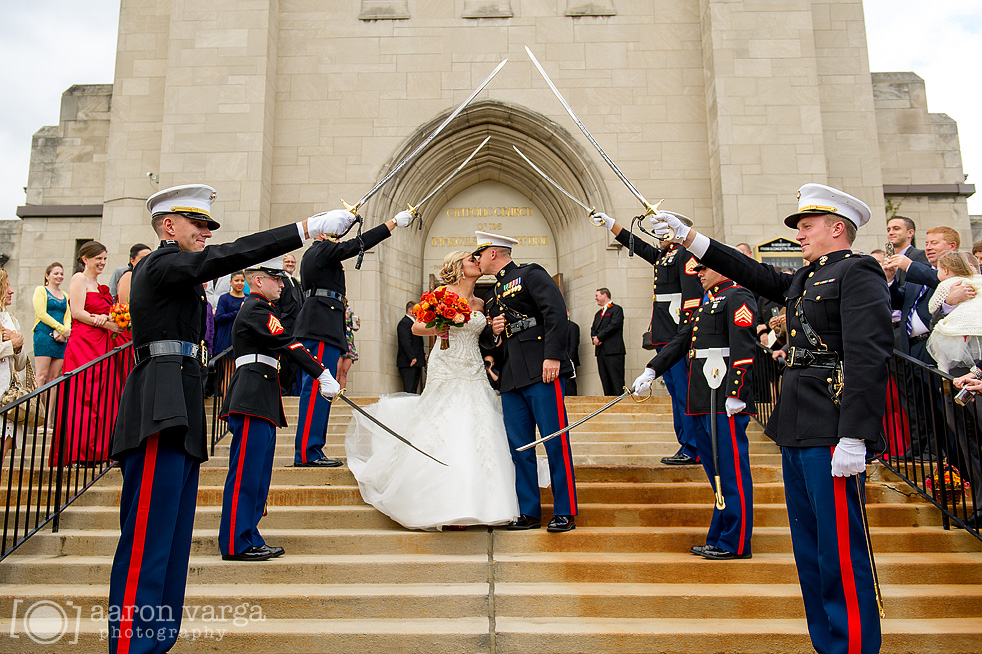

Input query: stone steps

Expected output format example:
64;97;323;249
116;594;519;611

4;394;981;653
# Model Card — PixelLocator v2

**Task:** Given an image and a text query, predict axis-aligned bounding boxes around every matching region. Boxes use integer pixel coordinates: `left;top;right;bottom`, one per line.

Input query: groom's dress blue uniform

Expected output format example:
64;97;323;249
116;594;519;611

615;230;703;460
219;292;326;556
482;261;577;518
293;224;391;464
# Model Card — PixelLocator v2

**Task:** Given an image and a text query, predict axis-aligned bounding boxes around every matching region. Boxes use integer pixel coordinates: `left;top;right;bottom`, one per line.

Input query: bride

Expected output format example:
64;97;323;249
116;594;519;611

345;251;520;530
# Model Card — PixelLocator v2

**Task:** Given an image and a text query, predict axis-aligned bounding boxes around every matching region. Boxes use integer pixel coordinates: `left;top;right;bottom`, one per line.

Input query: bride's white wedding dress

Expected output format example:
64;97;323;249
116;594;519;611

345;310;520;530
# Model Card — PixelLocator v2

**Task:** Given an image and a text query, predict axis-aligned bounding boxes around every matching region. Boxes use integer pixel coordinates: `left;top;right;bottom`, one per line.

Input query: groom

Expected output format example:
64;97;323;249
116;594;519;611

474;231;578;532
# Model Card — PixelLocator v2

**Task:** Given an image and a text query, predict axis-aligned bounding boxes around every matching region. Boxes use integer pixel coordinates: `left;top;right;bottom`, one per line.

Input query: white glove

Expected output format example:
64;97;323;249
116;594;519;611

394;210;412;228
306;209;356;239
591;212;614;231
631;368;658;396
725;397;746;417
317;369;341;399
649;211;690;243
831;438;867;477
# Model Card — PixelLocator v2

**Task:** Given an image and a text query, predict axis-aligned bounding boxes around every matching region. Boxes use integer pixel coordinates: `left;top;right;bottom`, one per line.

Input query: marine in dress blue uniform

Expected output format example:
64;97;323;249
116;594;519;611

292;211;410;466
647;184;892;654
219;259;330;561
599;213;704;465
108;184;354;654
475;232;577;532
634;260;757;559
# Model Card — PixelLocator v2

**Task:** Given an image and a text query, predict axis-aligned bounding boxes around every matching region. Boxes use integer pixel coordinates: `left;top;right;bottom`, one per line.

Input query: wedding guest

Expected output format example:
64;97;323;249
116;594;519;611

336;303;360;390
278;253;305;396
566;311;580;396
54;241;121;465
107;243;151;297
32;262;71;386
0;269;28;465
214;271;246;356
591;288;625;396
114;243;152;304
973;241;982;268
396;301;425;393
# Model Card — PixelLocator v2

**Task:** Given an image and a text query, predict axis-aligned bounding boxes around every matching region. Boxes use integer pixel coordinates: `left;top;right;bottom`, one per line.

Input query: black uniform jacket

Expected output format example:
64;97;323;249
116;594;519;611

481;261;571;393
648;280;757;414
591;303;626;356
112;225;304;461
220;293;326;427
615;230;703;345
396;314;425;368
699;242;893;448
568;320;581;368
278;276;304;333
294;223;391;349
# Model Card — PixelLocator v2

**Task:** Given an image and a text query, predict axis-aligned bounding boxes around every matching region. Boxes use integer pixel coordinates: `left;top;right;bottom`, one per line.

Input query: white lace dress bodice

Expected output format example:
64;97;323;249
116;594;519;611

345;311;519;530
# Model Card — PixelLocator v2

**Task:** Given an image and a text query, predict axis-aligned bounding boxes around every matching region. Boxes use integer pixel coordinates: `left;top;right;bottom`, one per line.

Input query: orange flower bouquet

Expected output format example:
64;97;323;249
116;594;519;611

413;286;472;350
109;302;131;340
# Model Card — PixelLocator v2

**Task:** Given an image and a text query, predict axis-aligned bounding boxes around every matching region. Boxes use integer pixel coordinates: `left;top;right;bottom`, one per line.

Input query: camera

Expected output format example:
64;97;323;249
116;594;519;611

955;386;977;406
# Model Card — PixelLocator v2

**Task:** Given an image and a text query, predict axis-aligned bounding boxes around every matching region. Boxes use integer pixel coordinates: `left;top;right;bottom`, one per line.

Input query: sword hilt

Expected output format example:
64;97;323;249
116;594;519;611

407;203;423;230
627;385;652;403
340;199;361;217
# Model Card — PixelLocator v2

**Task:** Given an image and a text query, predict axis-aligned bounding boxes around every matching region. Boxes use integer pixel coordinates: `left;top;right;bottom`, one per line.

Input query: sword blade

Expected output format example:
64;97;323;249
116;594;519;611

512;146;594;215
413;136;491;213
525;46;657;215
335;393;448;466
516;391;630;452
351;59;507;212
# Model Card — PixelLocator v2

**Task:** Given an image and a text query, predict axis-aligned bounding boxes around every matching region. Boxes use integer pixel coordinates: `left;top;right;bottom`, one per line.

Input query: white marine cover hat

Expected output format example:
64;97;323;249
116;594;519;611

146;184;221;230
473;231;520;253
784;183;872;229
246;257;290;279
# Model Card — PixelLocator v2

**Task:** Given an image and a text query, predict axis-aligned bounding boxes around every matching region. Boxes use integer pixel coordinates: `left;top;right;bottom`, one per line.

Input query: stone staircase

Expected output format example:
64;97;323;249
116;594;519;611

2;394;982;652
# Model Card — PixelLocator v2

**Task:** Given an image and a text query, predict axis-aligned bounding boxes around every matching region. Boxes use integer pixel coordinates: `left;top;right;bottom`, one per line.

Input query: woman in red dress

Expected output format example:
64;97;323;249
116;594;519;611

51;241;123;466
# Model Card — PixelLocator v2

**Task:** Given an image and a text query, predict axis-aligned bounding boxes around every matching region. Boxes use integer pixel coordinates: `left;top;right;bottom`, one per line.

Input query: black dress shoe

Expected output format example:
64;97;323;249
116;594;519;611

547;515;576;532
689;544;707;556
700;545;752;560
506;515;542;530
222;545;274;562
262;545;285;558
294;458;343;468
661;452;699;466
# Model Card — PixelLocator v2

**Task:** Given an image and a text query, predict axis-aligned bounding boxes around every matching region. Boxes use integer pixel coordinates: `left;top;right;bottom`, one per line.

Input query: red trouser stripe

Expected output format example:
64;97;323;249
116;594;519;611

728;416;747;555
228;416;251;555
300;342;325;463
832;452;862;654
554;379;576;514
116;434;159;654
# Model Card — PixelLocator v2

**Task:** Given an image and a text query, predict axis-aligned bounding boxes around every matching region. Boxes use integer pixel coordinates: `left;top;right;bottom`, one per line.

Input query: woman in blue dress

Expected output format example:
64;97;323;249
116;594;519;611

213;271;247;356
32;262;71;386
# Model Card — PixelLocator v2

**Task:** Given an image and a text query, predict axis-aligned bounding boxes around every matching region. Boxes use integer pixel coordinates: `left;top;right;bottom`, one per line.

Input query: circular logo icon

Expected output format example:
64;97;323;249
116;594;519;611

23;600;69;644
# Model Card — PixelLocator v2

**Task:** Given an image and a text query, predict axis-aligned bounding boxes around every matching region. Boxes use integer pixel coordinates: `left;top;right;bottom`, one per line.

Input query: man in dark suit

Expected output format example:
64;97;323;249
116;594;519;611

591;288;625;396
885;216;929;334
476;231;577;533
566;311;581;396
396;301;425;393
277;253;305;396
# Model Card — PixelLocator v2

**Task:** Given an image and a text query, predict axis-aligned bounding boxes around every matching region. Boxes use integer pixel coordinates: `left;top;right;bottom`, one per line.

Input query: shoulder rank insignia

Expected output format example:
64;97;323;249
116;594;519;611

733;304;753;327
267;314;284;335
684;258;699;276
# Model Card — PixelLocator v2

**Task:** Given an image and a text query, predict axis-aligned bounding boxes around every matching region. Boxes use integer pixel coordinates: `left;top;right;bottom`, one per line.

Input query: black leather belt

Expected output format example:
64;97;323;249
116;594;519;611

909;333;930;345
306;288;345;302
134;340;208;367
504;317;538;338
785;346;839;369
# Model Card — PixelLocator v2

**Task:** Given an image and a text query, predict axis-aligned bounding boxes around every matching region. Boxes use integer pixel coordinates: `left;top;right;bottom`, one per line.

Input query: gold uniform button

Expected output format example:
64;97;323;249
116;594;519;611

693;327;698;332
790;329;797;337
537;336;542;340
827;378;833;383
808;272;814;278
816;295;821;300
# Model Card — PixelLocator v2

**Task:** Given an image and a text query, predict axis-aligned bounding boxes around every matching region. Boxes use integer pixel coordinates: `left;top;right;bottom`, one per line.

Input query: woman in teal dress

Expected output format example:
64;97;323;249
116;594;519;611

32;262;71;386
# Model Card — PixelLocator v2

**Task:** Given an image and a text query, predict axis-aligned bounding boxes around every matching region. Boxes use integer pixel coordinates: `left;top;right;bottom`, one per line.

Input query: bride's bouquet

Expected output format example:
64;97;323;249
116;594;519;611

109;302;131;340
413;286;472;349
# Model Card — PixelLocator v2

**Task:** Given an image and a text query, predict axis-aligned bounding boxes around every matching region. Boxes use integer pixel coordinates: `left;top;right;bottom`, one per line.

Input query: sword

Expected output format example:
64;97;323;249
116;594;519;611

516;386;651;452
512;146;596;218
407;136;491;228
525;46;662;218
856;475;886;618
332;390;448;466
703;352;727;510
341;58;507;217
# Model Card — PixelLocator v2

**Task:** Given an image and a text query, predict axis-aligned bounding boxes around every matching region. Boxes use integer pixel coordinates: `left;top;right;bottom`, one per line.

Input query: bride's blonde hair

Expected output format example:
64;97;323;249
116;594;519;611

439;251;469;285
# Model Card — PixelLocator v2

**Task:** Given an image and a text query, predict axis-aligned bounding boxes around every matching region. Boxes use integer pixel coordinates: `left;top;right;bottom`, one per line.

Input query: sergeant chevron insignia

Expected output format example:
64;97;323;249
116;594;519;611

733;304;753;327
267;314;284;335
684;259;700;275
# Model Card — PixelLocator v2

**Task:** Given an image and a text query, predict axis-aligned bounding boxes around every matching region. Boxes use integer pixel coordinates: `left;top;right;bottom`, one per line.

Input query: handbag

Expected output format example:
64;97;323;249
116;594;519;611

1;357;45;426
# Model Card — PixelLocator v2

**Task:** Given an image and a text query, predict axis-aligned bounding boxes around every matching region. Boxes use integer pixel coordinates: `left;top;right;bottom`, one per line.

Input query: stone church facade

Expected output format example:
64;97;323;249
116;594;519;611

12;0;974;394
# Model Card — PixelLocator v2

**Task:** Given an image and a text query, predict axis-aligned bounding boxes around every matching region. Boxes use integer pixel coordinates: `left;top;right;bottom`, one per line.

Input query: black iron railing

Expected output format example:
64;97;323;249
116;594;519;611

752;343;981;540
1;341;238;560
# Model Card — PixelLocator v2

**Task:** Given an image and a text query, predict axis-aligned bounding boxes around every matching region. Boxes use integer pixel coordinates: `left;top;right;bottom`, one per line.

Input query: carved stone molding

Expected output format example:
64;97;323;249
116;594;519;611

462;1;513;19
359;1;410;20
566;1;616;16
